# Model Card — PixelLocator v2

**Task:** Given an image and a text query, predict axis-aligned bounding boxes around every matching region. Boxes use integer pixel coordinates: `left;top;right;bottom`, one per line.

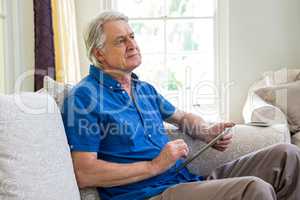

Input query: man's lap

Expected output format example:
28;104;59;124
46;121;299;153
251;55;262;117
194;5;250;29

148;144;299;200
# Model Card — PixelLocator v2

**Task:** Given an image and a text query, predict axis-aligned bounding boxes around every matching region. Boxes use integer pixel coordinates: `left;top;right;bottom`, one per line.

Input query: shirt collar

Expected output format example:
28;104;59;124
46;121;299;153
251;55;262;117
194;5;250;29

89;65;139;90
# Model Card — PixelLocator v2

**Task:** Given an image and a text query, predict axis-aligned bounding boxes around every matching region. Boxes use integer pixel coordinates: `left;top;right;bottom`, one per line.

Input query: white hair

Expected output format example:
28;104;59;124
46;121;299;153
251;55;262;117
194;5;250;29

84;11;129;67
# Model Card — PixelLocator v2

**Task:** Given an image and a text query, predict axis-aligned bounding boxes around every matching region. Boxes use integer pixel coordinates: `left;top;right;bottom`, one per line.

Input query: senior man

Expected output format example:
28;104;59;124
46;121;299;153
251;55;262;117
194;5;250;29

62;11;300;200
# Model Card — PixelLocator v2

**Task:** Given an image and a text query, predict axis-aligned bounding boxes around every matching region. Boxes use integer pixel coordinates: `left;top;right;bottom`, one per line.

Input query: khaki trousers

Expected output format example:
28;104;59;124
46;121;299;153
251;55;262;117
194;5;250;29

148;144;300;200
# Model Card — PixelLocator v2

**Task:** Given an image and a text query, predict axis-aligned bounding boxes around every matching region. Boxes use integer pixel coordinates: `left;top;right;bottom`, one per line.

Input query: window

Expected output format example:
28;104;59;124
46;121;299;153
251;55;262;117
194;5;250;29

111;0;223;121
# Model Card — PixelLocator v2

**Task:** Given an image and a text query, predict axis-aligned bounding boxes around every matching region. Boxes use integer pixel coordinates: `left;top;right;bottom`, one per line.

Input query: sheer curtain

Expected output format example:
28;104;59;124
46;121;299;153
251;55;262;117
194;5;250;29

0;0;5;93
51;0;80;84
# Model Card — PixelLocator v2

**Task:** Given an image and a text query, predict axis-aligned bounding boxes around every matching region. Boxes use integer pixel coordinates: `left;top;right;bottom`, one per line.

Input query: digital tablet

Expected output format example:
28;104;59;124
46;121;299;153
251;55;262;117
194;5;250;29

175;128;232;173
245;121;271;127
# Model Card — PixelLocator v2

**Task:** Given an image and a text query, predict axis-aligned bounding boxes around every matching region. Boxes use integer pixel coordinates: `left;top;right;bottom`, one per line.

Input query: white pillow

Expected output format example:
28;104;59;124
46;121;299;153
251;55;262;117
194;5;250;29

0;93;81;200
255;81;300;133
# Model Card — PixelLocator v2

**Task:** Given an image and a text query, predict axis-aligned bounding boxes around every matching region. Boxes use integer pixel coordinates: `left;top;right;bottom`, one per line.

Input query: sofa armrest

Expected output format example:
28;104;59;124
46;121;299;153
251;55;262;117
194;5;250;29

167;123;290;176
243;93;287;124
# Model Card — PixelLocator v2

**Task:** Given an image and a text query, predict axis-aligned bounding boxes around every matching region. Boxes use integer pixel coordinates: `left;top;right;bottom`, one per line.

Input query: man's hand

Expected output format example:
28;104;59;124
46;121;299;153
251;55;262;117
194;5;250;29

151;139;189;174
203;122;235;152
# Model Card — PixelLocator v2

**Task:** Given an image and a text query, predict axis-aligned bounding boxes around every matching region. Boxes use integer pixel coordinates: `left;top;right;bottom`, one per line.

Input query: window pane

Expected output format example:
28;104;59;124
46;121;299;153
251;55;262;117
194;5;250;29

116;0;219;120
115;0;164;18
167;0;215;17
165;53;216;114
130;20;164;54
134;54;165;85
166;19;214;53
166;53;214;89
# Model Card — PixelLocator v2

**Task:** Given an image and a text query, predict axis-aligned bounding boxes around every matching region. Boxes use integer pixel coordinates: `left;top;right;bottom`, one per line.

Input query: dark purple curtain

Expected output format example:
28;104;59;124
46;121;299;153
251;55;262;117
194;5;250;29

33;0;56;91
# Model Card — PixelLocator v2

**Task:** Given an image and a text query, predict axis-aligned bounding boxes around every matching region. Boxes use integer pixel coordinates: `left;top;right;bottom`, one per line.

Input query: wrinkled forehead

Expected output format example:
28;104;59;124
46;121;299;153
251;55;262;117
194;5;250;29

102;20;133;40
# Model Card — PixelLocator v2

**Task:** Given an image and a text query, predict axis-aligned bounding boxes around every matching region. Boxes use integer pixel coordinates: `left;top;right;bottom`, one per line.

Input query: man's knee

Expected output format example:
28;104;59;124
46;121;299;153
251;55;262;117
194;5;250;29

245;177;276;199
271;143;300;158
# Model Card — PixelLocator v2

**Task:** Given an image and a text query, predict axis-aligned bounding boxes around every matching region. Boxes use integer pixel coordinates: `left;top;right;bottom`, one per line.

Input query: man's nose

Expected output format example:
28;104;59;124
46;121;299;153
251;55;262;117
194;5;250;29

126;38;137;50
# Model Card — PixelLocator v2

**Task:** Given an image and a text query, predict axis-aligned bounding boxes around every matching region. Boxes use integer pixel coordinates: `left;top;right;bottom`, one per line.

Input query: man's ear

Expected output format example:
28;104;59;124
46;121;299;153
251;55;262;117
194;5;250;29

93;48;105;64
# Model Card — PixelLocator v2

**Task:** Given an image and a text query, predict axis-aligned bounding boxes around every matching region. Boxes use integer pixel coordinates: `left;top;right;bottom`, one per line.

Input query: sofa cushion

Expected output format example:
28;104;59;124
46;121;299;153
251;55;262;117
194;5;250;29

255;81;300;133
0;93;81;200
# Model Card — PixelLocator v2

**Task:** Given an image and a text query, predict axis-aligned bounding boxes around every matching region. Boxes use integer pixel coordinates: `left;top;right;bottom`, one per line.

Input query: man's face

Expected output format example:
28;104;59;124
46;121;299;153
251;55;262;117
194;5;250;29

95;20;142;73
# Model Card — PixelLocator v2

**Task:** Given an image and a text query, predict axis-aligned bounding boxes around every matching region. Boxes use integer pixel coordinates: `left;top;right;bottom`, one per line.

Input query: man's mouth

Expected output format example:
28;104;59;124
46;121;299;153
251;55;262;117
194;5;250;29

126;53;139;58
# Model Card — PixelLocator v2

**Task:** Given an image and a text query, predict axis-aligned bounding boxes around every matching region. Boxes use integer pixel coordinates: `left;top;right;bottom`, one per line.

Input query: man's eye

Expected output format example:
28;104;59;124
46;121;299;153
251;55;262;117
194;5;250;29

130;35;135;39
116;39;125;44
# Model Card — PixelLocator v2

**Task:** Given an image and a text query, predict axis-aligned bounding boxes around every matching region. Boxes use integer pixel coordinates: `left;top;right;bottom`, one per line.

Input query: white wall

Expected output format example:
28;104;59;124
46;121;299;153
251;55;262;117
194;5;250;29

229;0;300;122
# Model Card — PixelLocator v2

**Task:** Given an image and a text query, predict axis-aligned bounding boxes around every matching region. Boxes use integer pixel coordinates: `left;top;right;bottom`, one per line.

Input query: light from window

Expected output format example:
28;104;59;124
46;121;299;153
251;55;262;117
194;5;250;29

115;0;219;121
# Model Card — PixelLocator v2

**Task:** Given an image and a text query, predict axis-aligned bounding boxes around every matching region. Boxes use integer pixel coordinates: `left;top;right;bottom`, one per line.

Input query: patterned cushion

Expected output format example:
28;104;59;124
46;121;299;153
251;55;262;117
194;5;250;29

0;93;81;200
43;76;73;110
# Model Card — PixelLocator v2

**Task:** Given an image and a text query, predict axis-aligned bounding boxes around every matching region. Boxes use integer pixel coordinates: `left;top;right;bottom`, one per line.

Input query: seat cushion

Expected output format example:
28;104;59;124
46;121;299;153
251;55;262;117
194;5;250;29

0;93;81;200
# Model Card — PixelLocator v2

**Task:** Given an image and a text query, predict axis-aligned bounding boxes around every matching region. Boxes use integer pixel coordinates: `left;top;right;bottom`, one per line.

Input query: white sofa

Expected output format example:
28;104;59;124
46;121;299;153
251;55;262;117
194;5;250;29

0;76;291;200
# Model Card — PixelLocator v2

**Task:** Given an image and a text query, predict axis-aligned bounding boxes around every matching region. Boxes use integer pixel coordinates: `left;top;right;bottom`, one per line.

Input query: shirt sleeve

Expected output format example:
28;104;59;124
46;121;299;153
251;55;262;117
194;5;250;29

61;93;101;152
156;93;176;120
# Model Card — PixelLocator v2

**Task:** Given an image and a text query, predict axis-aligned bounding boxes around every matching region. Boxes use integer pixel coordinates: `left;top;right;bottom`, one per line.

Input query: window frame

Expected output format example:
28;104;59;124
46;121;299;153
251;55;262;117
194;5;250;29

102;0;230;121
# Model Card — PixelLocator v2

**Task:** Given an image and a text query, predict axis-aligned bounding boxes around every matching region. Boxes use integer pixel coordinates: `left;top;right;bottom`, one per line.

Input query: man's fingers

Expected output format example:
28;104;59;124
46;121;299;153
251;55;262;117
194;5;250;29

172;139;185;144
170;140;189;155
216;122;235;129
214;143;230;151
215;142;230;147
215;147;227;152
217;139;232;146
221;133;233;140
180;148;189;157
224;122;235;128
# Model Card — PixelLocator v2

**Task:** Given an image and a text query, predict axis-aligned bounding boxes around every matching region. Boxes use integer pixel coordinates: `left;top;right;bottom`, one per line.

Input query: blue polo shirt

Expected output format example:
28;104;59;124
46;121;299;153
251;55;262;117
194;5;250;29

62;65;203;200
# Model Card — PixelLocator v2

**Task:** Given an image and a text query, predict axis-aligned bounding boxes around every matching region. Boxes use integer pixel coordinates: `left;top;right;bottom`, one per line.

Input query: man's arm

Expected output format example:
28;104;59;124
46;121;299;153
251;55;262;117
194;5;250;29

72;138;189;188
165;109;235;151
164;109;209;140
72;152;155;188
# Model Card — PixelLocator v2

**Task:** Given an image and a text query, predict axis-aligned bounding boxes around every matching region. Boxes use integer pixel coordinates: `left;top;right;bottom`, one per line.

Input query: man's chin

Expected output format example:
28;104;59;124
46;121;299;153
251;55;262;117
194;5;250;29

126;64;140;73
126;60;141;71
